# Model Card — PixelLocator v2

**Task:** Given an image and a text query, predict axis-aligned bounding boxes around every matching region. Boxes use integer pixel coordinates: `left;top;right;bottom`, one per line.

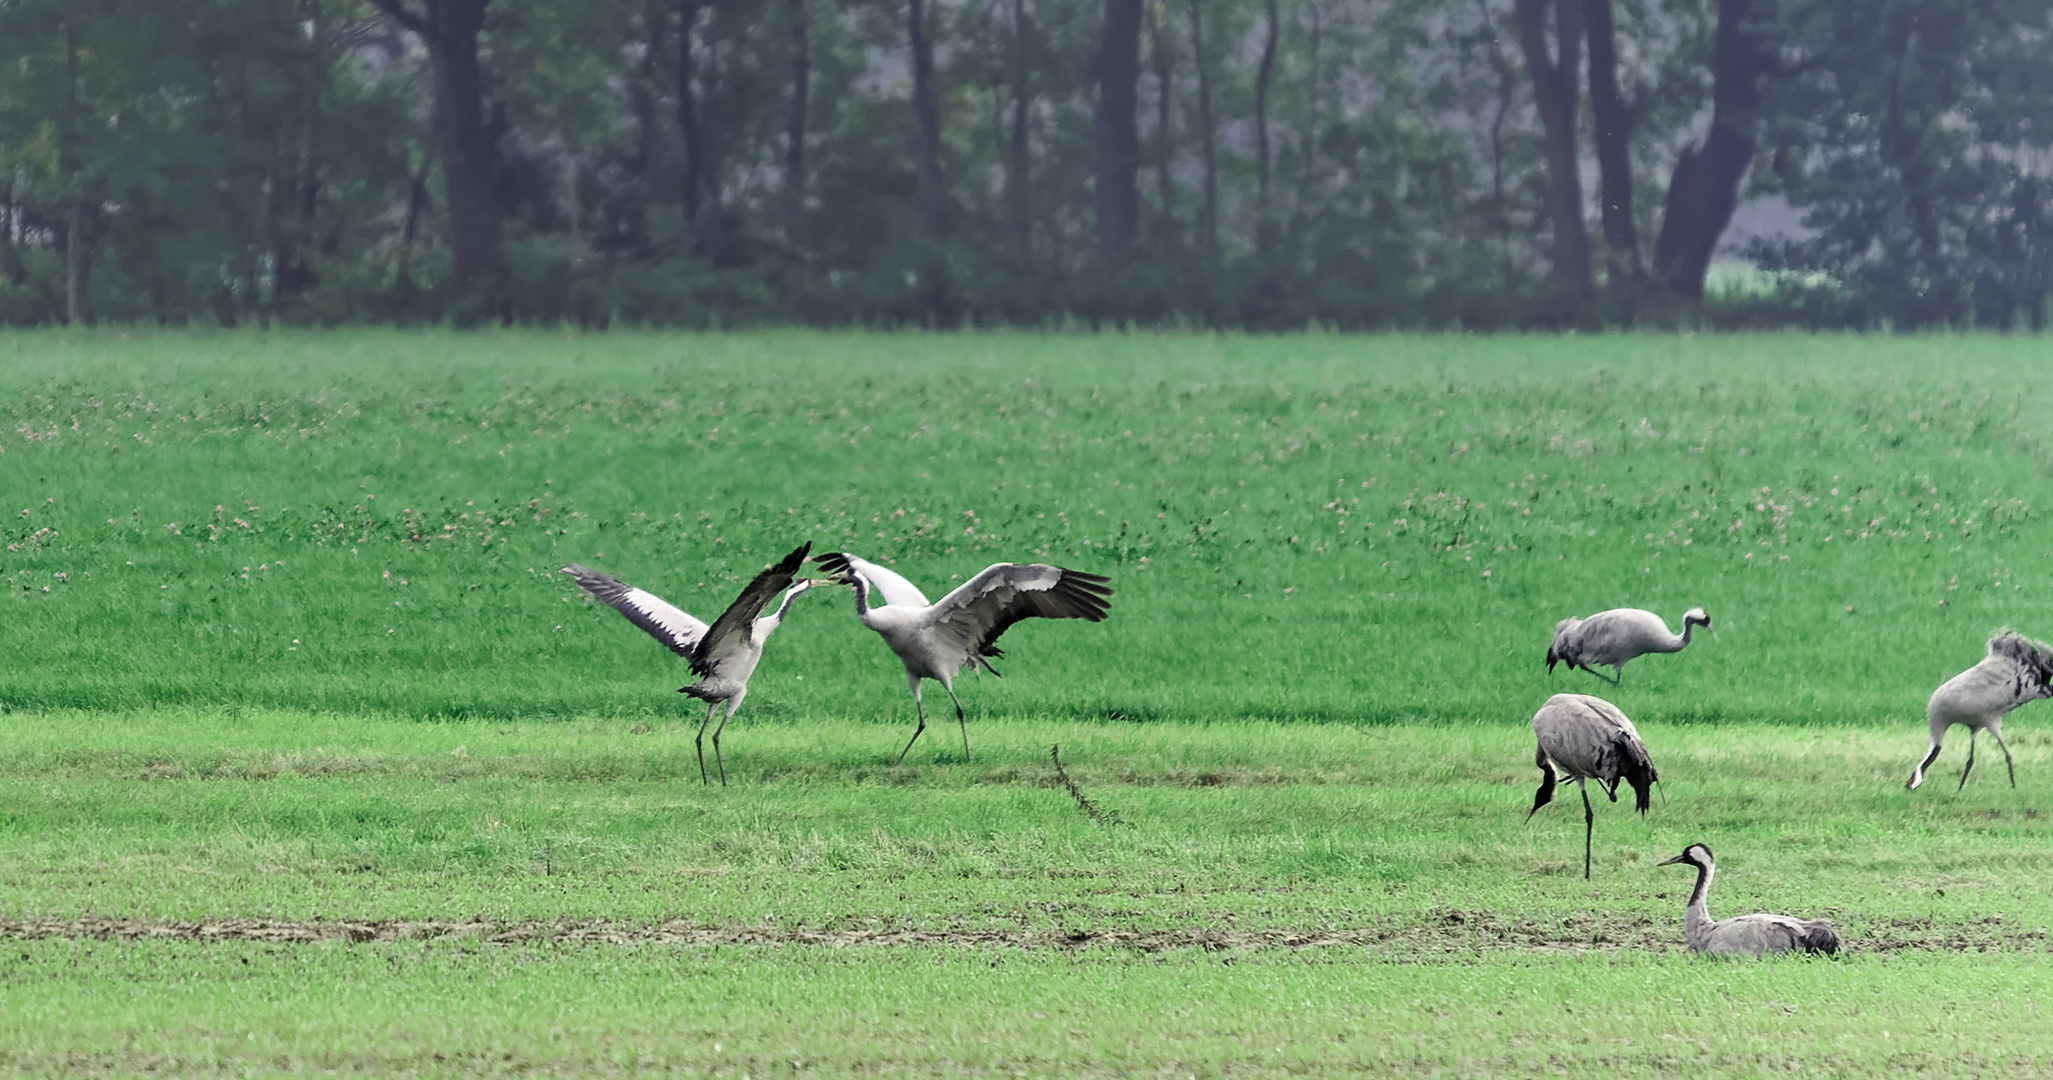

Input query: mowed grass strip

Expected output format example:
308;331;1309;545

1;710;2048;954
2;941;2051;1078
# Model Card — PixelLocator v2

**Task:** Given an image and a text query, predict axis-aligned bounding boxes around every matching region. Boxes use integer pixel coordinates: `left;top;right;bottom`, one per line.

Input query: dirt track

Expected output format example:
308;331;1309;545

2;910;2042;954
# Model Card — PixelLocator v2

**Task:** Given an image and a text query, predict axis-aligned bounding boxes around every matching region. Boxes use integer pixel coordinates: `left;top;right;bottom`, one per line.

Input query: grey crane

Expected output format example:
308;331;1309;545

1658;842;1841;957
1909;628;2053;791
1527;693;1659;880
814;551;1112;763
1547;606;1711;683
562;542;816;785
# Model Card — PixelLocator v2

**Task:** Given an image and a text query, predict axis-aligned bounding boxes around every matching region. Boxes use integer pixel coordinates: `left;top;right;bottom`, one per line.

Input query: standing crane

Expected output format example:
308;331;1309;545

1909;629;2053;790
1527;693;1659;880
814;551;1112;763
562;542;816;785
1547;606;1711;682
1657;842;1842;957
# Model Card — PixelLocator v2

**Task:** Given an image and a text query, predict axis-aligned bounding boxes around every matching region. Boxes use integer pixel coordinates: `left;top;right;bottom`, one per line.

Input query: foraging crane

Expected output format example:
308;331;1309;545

814;551;1112;763
562;543;816;785
1547;606;1712;683
1908;629;2053;791
1658;842;1841;957
1527;693;1658;880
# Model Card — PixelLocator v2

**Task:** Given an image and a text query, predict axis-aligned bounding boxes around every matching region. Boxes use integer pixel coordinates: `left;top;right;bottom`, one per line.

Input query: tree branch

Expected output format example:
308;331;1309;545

367;0;434;43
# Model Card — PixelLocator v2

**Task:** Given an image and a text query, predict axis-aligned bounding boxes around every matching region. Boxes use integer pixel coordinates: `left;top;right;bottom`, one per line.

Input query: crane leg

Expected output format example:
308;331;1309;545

1579;781;1595;881
1958;731;1979;791
1990;728;2016;788
695;702;718;785
945;685;970;762
709;700;738;787
895;685;929;765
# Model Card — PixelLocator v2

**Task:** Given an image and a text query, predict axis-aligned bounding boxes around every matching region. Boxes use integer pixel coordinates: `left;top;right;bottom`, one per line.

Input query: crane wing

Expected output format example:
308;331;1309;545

1532;693;1657;811
561;564;709;658
814;551;931;608
692;543;811;678
922;562;1113;670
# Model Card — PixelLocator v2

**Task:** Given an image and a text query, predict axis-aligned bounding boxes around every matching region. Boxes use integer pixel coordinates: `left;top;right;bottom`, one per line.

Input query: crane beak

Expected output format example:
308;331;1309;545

1655;853;1689;866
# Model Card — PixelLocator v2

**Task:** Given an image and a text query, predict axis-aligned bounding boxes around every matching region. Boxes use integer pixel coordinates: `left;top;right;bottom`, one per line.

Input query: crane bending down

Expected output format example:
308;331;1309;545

815;551;1112;763
1909;629;2053;791
1658;843;1841;957
1547;607;1711;683
1527;693;1659;880
562;542;816;785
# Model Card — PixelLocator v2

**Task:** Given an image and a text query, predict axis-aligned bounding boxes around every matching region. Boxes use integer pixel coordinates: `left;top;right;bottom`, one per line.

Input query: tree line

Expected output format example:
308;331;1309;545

0;0;2046;329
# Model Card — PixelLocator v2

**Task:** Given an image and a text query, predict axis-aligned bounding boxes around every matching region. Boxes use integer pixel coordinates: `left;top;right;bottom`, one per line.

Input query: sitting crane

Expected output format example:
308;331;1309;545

1658;842;1841;957
562;543;816;785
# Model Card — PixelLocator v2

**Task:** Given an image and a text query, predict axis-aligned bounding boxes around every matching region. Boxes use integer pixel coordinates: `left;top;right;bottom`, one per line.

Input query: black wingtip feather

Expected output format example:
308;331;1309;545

772;541;813;575
813;551;852;577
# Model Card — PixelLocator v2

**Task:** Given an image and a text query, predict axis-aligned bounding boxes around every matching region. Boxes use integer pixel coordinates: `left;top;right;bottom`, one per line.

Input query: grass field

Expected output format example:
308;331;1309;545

4;330;2053;1077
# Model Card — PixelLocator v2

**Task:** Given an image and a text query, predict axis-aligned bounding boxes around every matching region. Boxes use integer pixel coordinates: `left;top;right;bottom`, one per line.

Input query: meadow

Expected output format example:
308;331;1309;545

2;330;2053;1077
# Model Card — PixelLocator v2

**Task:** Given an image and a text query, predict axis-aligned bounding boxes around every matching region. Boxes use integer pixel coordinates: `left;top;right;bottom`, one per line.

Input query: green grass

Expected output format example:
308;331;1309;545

5;329;2053;1076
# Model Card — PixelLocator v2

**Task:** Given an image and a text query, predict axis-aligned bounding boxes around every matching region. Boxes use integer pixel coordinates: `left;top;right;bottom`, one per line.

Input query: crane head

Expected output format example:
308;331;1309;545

1657;842;1712;868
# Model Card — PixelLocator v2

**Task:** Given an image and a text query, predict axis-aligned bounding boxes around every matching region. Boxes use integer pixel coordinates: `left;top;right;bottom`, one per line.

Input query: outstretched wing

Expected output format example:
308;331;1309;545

694;542;811;678
814;551;931;608
921;563;1113;671
561;564;708;658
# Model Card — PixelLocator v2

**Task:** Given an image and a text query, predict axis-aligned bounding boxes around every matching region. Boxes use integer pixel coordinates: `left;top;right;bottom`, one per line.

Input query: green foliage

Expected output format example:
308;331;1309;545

1755;0;2053;328
0;0;2043;327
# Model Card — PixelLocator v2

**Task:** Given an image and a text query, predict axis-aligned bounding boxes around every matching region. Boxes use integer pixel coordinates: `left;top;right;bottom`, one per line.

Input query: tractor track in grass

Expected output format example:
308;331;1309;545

2;912;2043;954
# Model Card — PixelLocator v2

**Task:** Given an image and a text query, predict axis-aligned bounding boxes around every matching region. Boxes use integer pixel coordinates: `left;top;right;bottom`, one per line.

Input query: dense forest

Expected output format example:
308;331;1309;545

0;0;2047;329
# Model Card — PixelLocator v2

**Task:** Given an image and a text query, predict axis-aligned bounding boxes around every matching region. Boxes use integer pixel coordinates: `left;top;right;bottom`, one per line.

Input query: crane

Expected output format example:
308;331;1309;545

1657;842;1841;957
1547;606;1711;682
1909;629;2053;790
814;551;1112;763
1527;693;1658;879
562;542;816;785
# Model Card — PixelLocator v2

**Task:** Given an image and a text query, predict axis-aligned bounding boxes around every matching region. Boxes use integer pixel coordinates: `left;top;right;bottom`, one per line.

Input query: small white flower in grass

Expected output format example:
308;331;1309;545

1482;570;1492;578
387;629;395;634
1745;552;1754;559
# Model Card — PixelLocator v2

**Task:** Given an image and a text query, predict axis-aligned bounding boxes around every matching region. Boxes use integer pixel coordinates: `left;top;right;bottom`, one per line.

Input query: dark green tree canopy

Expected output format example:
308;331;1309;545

0;0;2043;328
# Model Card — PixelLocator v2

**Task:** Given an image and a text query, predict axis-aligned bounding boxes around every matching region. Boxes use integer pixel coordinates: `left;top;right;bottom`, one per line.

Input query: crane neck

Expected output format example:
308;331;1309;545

757;585;807;637
1683;860;1716;947
848;574;873;618
1678;621;1697;648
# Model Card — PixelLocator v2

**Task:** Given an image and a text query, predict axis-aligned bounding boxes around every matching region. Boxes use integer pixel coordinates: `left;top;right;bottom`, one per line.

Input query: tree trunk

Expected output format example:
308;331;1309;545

677;0;703;230
1295;0;1321;216
369;0;504;293
1185;0;1216;252
60;19;83;324
1513;0;1590;296
1006;0;1031;245
1584;0;1639;284
786;0;809;195
1147;3;1173;223
908;0;947;236
1651;0;1767;298
1094;0;1142;259
1252;0;1278;255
